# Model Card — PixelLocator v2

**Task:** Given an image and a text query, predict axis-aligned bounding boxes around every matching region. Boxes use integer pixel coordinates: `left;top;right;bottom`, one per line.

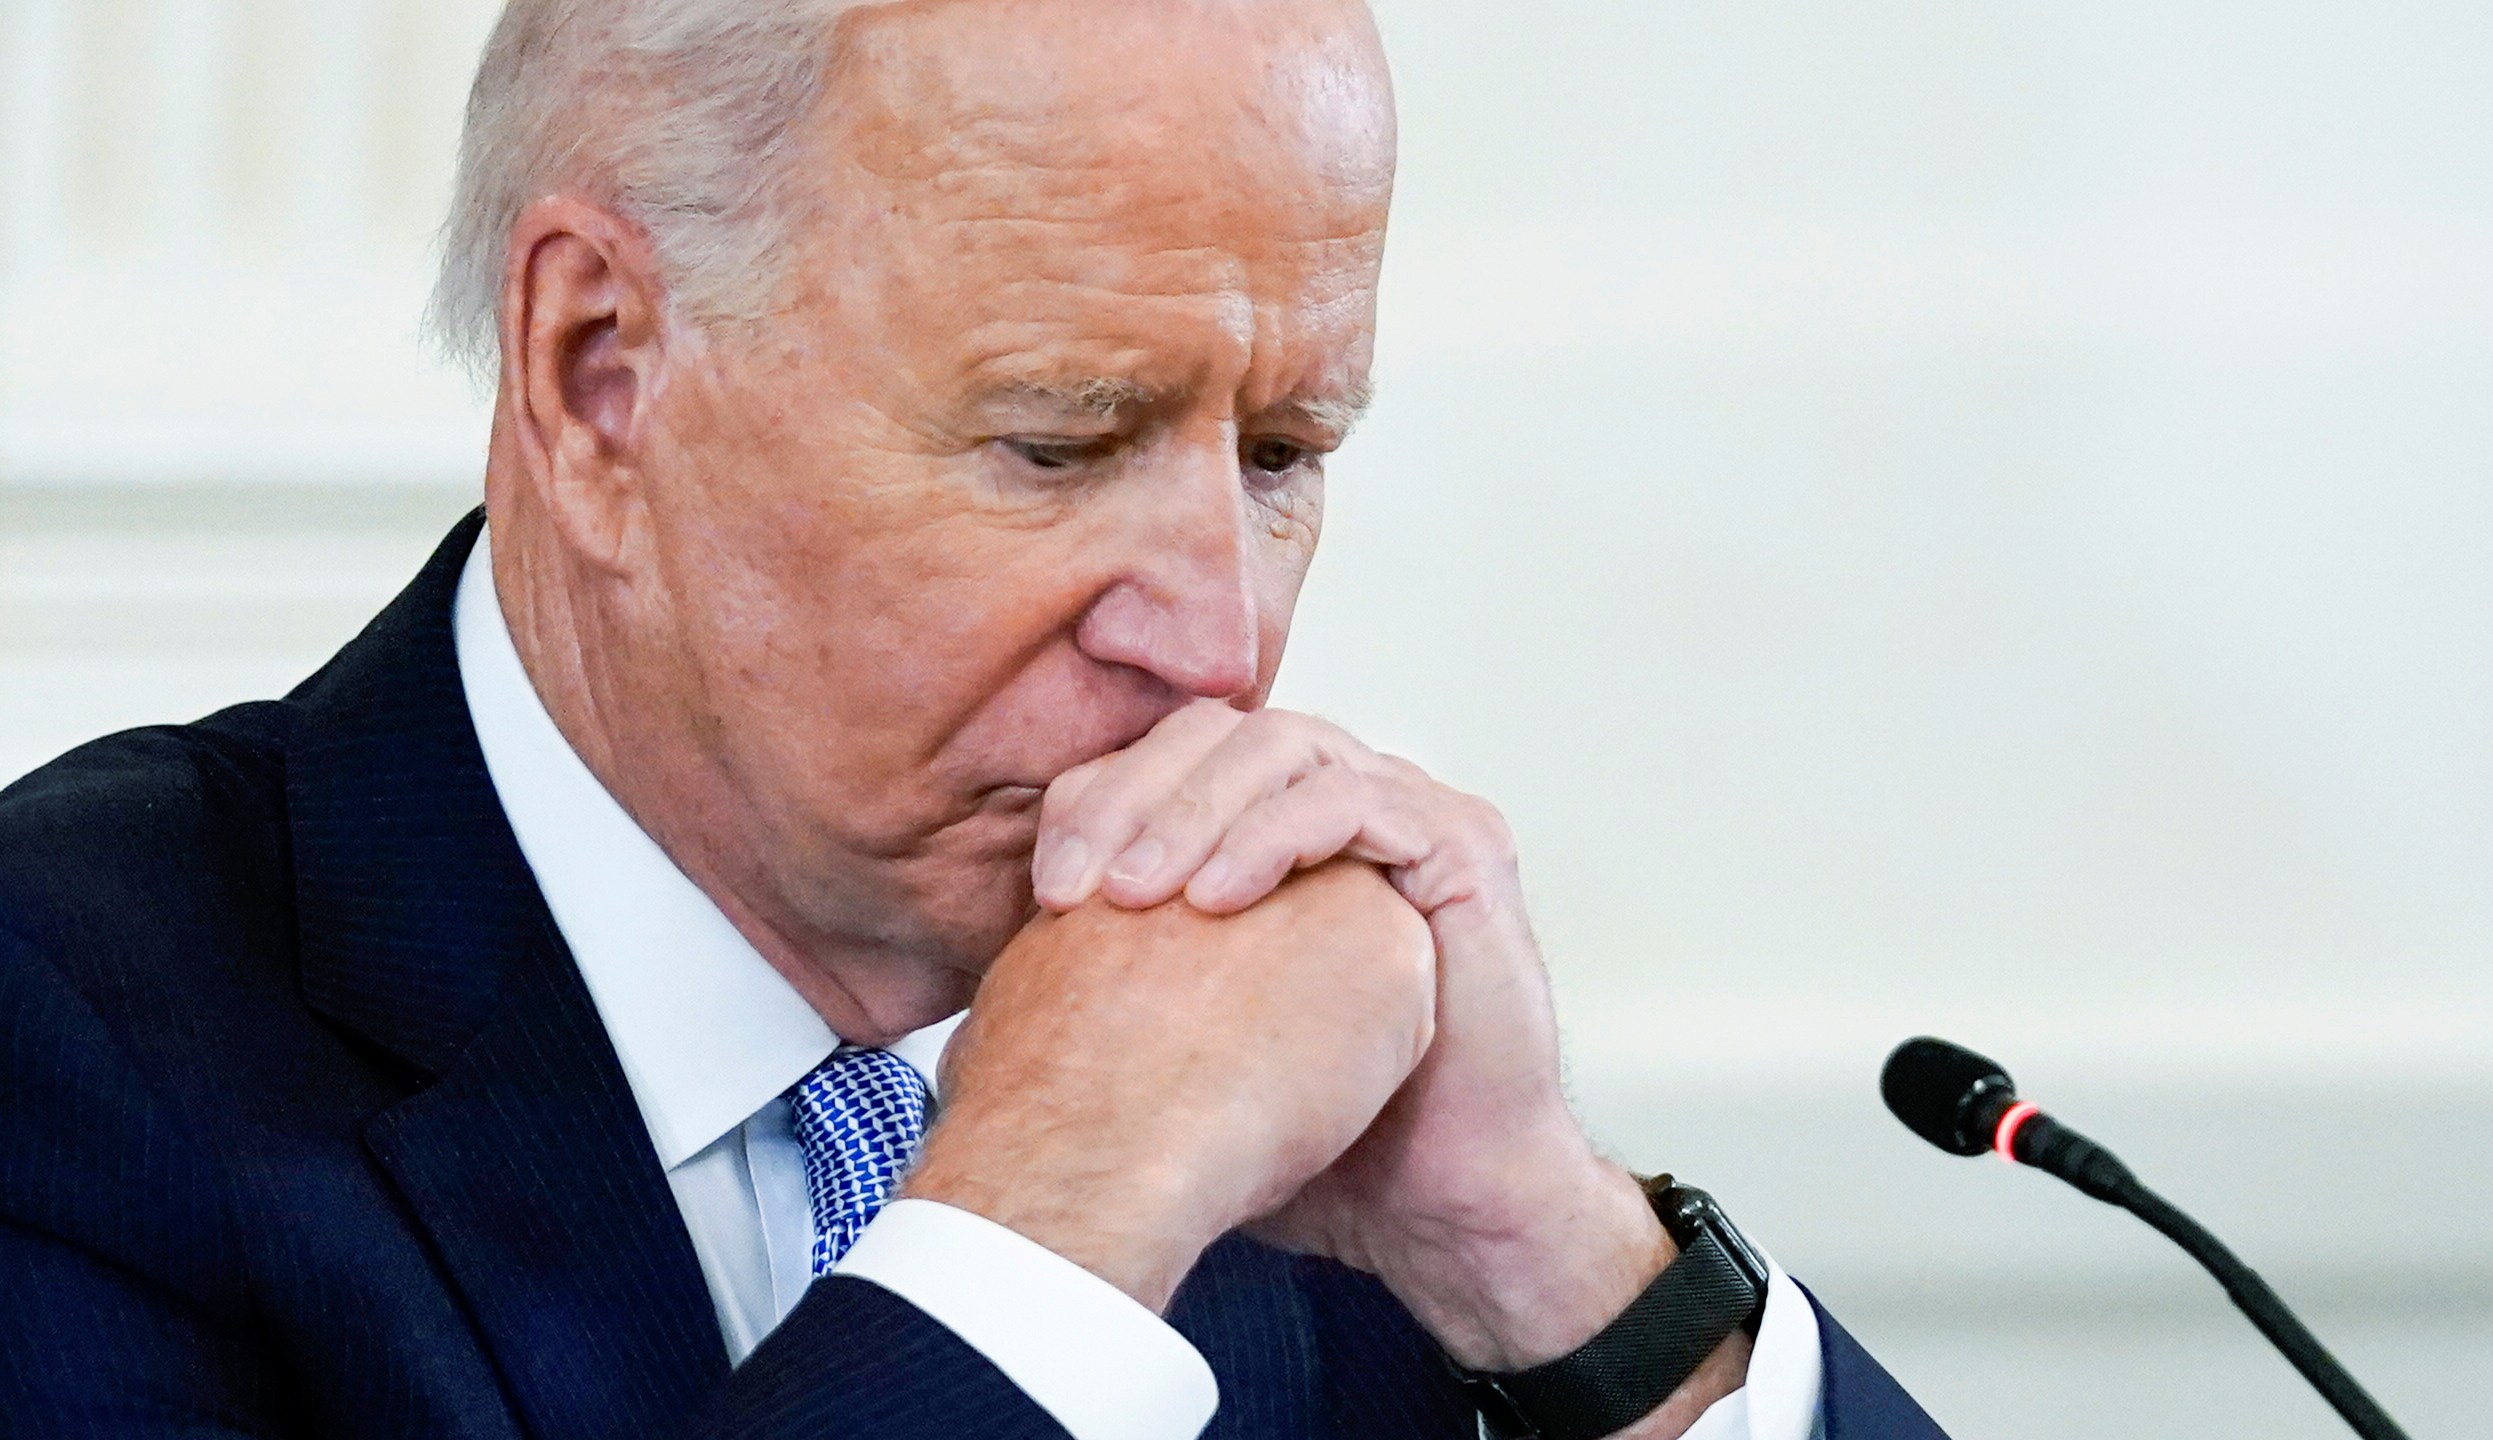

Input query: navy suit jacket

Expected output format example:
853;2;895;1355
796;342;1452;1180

0;513;1944;1439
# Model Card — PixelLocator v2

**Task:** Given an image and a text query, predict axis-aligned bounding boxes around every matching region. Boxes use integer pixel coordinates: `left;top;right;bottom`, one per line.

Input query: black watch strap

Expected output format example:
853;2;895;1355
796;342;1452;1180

1459;1178;1768;1440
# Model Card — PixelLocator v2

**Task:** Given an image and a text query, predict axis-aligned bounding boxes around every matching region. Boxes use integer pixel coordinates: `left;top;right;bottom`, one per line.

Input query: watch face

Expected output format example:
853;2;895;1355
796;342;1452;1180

1647;1179;1713;1243
1649;1181;1772;1302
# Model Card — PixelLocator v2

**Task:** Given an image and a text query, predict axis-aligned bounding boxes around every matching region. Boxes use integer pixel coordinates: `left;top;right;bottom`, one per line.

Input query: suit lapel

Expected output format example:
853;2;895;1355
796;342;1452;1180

288;511;728;1440
362;912;731;1440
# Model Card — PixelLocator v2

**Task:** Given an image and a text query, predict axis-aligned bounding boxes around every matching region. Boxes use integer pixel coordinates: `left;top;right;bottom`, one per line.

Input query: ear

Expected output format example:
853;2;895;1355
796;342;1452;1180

497;195;670;574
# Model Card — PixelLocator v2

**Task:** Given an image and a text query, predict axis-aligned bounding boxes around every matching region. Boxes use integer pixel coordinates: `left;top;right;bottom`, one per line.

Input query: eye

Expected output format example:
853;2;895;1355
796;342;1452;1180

1244;437;1311;477
1003;438;1108;472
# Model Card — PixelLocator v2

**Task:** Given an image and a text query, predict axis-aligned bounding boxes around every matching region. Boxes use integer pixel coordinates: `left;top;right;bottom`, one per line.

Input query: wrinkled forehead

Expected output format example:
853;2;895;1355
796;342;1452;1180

818;0;1396;233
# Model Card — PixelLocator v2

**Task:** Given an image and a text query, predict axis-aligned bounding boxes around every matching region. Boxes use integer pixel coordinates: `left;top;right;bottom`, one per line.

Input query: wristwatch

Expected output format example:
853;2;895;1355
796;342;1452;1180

1454;1175;1770;1440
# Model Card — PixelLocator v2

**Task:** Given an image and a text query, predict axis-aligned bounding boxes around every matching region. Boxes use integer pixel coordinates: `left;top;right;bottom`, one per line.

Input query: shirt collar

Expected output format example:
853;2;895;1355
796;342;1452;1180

452;527;959;1170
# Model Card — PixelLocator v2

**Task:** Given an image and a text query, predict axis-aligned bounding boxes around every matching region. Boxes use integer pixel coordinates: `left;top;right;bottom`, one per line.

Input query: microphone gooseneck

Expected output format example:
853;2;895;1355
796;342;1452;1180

1880;1036;2413;1440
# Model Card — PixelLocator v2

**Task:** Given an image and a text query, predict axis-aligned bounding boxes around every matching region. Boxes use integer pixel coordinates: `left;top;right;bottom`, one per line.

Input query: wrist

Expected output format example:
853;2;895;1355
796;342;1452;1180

902;1111;1223;1314
1381;1153;1674;1372
1459;1174;1771;1440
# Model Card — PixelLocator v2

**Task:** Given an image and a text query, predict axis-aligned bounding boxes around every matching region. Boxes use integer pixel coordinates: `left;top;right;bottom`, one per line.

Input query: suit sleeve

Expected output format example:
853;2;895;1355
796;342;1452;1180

1298;1256;1480;1438
681;1275;1075;1440
0;1209;1078;1440
0;919;1071;1440
832;1199;1218;1438
1801;1285;1950;1440
0;928;283;1437
1289;1244;1949;1440
0;1218;285;1437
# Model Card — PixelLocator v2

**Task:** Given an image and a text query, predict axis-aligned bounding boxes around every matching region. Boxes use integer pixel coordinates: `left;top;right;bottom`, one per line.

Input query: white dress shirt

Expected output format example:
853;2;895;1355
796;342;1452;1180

451;529;1822;1440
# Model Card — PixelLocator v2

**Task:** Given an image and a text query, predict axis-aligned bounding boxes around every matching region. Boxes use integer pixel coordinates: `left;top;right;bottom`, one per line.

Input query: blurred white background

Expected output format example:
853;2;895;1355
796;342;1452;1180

2;1;2487;1434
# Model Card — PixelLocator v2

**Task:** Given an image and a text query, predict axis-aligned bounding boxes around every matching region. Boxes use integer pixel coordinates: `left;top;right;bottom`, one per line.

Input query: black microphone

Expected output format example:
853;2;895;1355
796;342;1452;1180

1880;1036;2413;1440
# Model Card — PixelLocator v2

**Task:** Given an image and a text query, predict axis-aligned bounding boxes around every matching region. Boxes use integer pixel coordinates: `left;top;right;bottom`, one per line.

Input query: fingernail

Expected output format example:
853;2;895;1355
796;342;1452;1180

1106;838;1166;889
1190;856;1241;906
1035;838;1090;900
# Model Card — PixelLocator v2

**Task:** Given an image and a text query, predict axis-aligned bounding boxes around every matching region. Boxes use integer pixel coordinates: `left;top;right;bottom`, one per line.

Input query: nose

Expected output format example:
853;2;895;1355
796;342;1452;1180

1074;445;1265;701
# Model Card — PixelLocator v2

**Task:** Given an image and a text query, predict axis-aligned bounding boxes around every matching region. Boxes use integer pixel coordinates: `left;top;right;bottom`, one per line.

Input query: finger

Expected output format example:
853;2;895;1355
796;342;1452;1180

1029;755;1113;911
1031;700;1245;907
1180;767;1437;914
1038;753;1113;815
1382;789;1521;918
1097;710;1381;908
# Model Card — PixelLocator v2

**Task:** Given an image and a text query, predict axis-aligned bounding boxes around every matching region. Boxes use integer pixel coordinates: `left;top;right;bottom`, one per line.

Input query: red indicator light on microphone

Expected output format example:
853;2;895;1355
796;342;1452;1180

1993;1101;2042;1163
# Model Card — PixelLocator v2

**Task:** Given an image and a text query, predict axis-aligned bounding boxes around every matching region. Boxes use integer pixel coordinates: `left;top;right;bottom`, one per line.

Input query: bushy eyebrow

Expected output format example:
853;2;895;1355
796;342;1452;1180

977;375;1374;435
1272;378;1375;438
984;377;1158;419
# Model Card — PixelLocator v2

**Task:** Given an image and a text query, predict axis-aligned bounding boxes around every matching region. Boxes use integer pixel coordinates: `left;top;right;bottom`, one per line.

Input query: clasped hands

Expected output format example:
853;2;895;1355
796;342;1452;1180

905;702;1750;1422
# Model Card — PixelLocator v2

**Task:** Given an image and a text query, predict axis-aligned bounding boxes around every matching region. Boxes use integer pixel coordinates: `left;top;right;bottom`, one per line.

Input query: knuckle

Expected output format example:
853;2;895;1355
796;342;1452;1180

1191;701;1252;740
1183;700;1251;740
1246;707;1366;765
1156;784;1220;837
1216;799;1281;850
1037;769;1095;825
1235;707;1313;760
1063;780;1150;844
1306;716;1373;764
1241;796;1313;851
1453;795;1518;864
1218;822;1302;877
1302;762;1371;805
1045;776;1108;829
1266;771;1365;852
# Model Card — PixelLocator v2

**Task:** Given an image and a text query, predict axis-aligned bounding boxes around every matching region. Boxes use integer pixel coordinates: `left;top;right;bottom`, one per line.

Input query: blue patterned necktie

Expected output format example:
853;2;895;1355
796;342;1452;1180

788;1045;932;1275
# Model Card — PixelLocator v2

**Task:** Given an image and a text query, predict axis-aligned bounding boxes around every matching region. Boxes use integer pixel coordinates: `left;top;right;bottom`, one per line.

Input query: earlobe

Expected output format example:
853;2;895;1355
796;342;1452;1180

499;197;668;572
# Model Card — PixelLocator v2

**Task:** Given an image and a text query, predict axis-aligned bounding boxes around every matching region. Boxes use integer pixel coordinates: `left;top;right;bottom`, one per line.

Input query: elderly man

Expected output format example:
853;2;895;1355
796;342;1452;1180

0;2;1941;1438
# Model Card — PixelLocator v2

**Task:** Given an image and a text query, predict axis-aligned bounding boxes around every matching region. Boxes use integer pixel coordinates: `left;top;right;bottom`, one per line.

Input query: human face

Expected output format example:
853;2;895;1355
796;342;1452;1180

632;0;1397;981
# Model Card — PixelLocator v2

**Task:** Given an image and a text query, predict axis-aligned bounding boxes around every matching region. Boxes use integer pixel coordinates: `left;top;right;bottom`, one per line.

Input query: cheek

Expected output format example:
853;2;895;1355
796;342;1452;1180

775;517;1097;751
646;441;1081;789
800;496;1163;777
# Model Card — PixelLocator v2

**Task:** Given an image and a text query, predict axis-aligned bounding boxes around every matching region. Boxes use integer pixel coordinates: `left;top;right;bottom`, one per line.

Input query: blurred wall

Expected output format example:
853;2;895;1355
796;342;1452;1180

2;2;2487;1435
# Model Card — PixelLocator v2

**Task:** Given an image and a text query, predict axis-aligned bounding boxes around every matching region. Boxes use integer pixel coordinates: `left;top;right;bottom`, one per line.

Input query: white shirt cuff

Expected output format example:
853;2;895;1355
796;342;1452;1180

1679;1254;1826;1440
834;1198;1220;1440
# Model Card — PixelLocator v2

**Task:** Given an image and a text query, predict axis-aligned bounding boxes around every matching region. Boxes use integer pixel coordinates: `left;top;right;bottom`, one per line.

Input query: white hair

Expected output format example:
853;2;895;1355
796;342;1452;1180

426;0;874;380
